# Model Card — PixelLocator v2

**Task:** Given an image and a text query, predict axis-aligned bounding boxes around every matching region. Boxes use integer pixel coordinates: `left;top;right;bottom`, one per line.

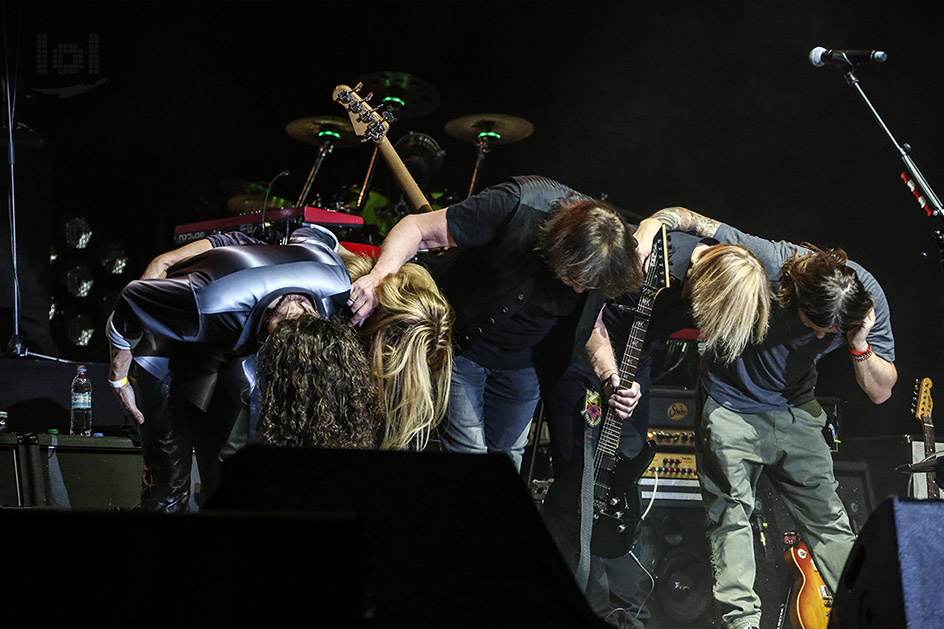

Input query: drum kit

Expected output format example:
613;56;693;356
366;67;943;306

221;71;535;242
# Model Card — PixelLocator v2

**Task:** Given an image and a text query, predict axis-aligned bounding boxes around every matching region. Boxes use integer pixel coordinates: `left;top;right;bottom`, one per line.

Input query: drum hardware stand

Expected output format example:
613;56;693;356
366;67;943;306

295;133;337;209
355;99;400;213
445;113;533;199
467;131;496;199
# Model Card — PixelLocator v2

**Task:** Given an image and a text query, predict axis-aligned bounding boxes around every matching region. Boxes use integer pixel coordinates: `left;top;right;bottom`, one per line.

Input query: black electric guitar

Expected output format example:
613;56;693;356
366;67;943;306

912;377;939;499
588;227;668;558
333;83;433;213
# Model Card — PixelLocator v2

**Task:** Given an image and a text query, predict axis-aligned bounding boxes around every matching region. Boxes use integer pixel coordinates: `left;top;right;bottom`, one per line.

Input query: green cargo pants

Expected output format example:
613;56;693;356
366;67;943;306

696;394;856;629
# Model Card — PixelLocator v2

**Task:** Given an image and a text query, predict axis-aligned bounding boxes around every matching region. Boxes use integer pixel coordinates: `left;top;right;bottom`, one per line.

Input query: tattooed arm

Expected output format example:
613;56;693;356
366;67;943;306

634;206;722;269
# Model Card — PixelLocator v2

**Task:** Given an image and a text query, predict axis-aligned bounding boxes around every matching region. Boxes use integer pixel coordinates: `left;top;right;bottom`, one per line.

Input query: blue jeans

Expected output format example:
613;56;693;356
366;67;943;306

441;355;541;470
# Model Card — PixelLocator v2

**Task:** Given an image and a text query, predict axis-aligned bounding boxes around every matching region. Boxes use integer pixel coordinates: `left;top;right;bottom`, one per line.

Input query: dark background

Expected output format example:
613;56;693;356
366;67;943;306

3;0;943;441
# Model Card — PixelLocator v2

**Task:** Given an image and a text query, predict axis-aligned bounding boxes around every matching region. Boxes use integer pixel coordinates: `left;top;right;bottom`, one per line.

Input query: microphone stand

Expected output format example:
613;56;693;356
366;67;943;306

1;15;61;363
836;64;944;223
826;58;944;351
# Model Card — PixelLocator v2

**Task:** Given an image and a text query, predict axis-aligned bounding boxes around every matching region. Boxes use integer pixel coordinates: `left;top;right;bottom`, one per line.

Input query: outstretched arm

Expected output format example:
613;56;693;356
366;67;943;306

635;206;722;269
348;209;455;326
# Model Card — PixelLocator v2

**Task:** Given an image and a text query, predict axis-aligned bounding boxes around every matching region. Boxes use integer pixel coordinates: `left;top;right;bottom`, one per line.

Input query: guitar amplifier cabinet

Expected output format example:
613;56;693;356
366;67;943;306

648;386;698;428
0;433;28;507
753;461;876;629
22;433;143;511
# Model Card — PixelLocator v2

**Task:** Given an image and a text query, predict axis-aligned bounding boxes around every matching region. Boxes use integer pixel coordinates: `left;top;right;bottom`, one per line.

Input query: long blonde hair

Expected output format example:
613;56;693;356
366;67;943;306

688;244;771;364
343;254;453;450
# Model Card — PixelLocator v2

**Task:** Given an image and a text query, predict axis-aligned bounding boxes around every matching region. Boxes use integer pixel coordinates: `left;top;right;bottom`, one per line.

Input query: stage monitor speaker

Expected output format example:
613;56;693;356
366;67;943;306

634;505;719;627
24;433;142;510
205;446;610;628
830;497;944;628
754;462;877;629
0;434;26;506
0;507;363;624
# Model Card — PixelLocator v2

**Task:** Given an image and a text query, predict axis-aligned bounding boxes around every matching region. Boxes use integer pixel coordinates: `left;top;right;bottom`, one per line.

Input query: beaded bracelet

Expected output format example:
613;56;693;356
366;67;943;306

849;344;873;362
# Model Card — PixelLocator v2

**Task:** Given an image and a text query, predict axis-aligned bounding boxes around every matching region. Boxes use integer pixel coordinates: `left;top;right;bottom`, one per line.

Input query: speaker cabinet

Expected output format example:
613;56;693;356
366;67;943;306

24;433;142;510
634;506;718;627
753;462;877;629
829;497;944;628
205;446;610;628
0;434;26;506
649;386;698;428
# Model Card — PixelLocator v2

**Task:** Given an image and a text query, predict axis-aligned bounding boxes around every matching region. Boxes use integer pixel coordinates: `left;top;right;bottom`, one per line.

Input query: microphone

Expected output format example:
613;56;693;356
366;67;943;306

810;46;888;68
895;456;943;473
258;169;291;241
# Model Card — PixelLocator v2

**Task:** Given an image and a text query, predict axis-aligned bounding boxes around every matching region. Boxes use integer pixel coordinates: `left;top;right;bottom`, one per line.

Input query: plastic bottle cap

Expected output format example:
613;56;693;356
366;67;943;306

48;429;59;434
92;433;104;437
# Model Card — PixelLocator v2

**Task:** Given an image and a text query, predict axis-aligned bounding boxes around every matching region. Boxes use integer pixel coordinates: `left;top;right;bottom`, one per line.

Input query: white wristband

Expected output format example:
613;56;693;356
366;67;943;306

109;377;129;389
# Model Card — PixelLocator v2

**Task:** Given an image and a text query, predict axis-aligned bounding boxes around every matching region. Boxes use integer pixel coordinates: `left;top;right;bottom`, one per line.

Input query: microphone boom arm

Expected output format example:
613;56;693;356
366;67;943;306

841;67;944;219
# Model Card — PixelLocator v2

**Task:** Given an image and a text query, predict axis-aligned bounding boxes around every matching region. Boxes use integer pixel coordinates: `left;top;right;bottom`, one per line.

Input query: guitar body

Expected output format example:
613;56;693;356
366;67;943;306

784;540;831;629
589;439;657;557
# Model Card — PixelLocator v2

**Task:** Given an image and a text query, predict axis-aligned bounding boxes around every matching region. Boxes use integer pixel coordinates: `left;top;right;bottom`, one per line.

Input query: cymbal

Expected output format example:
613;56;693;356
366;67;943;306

219;179;277;197
285;116;361;148
353;71;440;119
445;113;534;145
226;193;293;215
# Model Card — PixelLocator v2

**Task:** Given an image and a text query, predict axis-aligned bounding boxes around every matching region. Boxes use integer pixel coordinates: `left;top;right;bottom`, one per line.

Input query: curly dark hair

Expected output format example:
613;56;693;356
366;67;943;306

778;245;873;333
256;314;383;449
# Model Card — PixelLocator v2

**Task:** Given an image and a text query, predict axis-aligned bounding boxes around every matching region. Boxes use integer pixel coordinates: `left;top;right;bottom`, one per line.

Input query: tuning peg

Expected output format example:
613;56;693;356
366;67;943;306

364;92;373;102
353;82;363;92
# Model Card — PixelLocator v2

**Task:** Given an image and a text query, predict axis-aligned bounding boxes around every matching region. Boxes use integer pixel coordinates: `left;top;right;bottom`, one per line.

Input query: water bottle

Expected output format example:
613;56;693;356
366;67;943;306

70;365;92;436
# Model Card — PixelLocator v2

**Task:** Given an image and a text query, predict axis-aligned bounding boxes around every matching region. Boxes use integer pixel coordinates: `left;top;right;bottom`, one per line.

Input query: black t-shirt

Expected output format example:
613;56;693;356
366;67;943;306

462;265;585;369
445;179;587;370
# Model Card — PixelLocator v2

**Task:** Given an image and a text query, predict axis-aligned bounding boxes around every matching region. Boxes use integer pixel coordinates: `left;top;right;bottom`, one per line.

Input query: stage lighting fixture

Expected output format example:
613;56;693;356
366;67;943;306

65;312;96;348
98;242;129;275
64;265;95;298
62;216;93;250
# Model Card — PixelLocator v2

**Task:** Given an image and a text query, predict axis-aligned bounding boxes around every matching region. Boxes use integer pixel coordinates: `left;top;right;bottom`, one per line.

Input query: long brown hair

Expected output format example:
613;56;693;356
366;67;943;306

778;245;872;332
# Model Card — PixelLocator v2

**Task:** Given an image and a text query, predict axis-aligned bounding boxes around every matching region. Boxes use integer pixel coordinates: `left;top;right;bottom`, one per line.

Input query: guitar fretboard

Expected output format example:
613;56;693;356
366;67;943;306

922;421;940;499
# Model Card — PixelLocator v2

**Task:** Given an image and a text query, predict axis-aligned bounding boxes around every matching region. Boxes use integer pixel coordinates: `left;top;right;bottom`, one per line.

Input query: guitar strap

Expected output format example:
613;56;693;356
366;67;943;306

574;417;595;592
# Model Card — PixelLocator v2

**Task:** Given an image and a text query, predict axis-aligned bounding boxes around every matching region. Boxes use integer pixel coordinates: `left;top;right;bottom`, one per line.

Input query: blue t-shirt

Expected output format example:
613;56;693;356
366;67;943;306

702;224;895;412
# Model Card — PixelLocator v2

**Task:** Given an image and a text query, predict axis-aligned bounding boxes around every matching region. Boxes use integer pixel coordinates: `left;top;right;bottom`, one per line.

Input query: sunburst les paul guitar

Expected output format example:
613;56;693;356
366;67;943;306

333;83;432;214
784;534;831;629
586;228;667;558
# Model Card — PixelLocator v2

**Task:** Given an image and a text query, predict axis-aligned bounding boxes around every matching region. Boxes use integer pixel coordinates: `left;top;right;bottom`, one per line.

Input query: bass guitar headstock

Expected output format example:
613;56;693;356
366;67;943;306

333;83;393;144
